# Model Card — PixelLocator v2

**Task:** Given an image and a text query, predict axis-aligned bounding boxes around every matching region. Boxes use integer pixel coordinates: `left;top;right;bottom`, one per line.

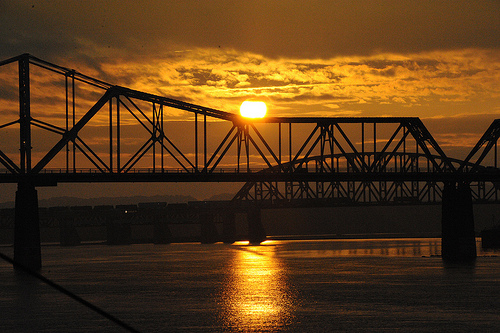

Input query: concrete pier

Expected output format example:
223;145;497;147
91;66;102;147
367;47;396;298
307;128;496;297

154;221;172;244
222;213;236;244
59;218;81;246
106;218;132;245
248;207;266;244
14;182;41;271
441;182;477;262
200;212;219;244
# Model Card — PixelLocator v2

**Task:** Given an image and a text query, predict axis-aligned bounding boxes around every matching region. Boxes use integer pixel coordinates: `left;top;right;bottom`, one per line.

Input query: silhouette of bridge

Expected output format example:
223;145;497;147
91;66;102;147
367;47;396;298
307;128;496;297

2;54;500;269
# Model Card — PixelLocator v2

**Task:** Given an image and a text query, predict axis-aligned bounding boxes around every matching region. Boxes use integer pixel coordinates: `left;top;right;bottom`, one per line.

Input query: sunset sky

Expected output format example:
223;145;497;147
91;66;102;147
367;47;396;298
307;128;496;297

1;1;500;201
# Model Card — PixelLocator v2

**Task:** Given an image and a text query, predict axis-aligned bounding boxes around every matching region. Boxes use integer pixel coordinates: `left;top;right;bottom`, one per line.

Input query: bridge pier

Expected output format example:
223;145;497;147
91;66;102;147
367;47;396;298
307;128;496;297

154;220;172;244
59;218;81;246
248;207;266;244
222;212;236;244
14;182;41;271
106;216;132;245
441;182;477;262
200;212;219;244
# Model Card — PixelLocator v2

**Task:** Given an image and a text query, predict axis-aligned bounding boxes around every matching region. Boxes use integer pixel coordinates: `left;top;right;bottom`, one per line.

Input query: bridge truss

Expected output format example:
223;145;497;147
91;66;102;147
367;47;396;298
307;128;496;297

1;54;500;206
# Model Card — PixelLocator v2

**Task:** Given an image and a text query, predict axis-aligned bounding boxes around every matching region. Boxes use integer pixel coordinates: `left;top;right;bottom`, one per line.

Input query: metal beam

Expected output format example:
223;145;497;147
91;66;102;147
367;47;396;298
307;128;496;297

31;88;117;173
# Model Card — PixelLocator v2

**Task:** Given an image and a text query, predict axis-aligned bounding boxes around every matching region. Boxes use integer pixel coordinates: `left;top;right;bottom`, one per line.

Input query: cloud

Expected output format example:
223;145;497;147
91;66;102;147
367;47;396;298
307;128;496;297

1;1;500;62
1;1;500;172
2;1;499;118
2;47;500;120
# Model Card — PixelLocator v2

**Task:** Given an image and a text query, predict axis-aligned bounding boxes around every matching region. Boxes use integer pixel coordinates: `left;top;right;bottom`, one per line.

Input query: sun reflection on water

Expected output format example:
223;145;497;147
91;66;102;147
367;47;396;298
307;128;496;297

220;245;295;332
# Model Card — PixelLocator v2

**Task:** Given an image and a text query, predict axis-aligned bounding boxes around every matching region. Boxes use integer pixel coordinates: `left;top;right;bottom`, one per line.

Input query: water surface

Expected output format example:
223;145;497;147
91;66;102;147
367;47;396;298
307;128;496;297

0;239;499;332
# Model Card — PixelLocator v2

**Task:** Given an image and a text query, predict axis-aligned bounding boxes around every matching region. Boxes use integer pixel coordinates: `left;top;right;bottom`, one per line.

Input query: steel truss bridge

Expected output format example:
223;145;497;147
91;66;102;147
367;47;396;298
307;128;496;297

2;54;500;205
1;54;499;267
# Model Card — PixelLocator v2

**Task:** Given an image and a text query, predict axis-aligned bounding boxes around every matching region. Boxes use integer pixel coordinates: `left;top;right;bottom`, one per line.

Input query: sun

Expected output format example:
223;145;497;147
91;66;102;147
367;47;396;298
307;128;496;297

240;101;267;118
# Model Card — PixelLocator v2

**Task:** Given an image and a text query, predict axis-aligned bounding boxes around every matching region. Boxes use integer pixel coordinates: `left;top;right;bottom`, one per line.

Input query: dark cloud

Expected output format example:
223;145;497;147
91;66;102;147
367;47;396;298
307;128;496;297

1;1;499;62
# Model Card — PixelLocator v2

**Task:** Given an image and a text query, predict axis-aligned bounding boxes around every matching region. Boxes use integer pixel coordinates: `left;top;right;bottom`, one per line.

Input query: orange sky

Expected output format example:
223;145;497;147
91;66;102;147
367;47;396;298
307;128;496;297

1;1;500;201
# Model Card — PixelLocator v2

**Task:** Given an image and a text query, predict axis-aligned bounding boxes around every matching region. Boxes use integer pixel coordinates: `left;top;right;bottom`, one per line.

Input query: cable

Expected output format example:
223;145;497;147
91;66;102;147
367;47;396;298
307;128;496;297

0;252;141;333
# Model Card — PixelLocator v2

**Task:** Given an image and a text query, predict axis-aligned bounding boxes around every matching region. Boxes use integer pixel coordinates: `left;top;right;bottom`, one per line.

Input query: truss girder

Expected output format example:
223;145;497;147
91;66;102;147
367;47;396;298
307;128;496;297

234;179;450;206
2;54;500;207
460;119;500;172
31;88;117;173
232;151;500;205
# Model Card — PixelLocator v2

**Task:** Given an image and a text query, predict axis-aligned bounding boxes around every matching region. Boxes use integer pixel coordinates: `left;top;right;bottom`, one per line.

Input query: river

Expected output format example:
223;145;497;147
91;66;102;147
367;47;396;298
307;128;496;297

0;238;499;332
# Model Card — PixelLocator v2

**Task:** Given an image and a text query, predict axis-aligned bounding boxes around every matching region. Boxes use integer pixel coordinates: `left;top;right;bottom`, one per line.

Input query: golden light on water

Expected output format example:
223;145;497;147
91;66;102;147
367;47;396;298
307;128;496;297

239;101;267;118
221;246;295;331
233;240;250;246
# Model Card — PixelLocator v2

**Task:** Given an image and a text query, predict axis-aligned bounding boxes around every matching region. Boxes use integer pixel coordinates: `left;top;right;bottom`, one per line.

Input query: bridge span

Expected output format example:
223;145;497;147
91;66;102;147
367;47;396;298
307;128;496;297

2;54;500;269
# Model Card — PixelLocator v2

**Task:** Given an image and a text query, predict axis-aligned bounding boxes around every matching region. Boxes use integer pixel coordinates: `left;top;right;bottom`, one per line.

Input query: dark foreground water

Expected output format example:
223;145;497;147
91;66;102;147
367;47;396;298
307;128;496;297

0;239;499;332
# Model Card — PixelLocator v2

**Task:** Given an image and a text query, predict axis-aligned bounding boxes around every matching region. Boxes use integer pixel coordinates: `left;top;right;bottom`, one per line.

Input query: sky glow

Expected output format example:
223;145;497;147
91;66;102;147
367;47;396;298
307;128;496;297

1;2;499;124
0;0;499;200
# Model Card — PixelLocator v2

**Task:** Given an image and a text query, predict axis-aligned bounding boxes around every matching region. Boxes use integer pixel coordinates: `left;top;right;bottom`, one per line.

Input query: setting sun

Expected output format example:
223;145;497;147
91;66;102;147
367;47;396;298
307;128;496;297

240;101;267;118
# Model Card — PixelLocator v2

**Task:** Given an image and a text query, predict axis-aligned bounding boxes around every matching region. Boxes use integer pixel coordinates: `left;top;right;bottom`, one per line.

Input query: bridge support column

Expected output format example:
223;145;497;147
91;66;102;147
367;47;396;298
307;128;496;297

222;212;236;244
200;212;219;244
106;217;132;245
441;182;476;262
154;220;172;244
248;207;266;244
14;182;41;271
60;218;81;246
